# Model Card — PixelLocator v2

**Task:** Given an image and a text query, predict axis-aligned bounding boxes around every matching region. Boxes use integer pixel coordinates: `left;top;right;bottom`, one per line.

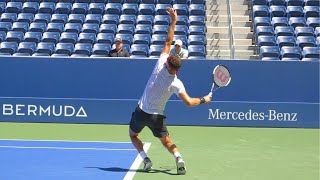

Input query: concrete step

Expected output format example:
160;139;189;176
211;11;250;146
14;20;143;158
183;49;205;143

207;50;231;56
232;33;254;39
205;5;248;11
206;10;250;16
206;27;229;33
206;33;229;39
207;39;230;46
233;27;251;33
206;21;229;27
234;39;253;46
206;15;250;22
206;56;233;60
206;45;230;50
206;0;249;5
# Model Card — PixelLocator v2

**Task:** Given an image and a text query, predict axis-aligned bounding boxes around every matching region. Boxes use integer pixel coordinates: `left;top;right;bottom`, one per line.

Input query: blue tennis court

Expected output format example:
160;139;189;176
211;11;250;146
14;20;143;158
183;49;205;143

0;139;151;180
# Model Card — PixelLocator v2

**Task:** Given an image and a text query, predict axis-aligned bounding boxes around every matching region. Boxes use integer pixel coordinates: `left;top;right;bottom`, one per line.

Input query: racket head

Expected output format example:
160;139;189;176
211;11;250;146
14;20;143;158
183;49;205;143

212;65;231;87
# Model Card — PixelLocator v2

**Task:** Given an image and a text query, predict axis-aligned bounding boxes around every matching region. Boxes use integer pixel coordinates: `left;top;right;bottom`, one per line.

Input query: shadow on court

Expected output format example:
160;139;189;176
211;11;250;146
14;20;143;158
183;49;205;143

85;167;178;175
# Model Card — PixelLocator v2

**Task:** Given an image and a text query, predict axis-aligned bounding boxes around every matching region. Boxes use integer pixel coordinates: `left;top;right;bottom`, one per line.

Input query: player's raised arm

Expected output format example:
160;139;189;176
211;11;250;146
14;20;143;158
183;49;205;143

179;92;212;107
161;8;177;55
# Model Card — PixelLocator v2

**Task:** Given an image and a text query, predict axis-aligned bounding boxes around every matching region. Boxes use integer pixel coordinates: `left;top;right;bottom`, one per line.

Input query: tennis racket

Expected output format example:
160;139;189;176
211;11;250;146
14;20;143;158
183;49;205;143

208;65;231;97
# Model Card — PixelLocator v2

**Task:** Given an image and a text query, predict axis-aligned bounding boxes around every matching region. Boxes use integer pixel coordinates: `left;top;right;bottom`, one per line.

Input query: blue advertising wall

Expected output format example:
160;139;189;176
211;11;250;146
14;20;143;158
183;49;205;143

0;57;319;128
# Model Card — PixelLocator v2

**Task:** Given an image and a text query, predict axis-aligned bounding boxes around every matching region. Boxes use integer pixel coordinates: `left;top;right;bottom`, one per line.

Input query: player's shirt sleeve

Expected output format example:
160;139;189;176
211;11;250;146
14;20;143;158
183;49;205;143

172;79;186;96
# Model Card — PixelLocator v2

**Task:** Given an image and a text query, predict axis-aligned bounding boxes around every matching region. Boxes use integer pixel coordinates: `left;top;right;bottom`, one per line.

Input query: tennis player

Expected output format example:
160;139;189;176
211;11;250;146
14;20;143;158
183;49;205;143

129;8;212;175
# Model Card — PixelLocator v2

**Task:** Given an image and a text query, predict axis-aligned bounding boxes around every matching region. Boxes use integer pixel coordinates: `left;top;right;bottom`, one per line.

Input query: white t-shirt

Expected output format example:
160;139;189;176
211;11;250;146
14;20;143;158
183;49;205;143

170;48;188;58
138;53;186;115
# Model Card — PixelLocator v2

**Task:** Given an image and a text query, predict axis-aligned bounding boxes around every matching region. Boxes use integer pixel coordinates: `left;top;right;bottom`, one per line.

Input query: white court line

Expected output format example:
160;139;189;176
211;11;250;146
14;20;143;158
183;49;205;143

123;143;151;180
0;146;135;151
0;96;318;104
0;139;132;144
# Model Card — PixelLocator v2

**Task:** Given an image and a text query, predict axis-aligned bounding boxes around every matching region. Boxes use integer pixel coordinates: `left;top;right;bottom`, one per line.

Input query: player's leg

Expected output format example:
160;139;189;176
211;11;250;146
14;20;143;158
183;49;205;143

129;107;152;171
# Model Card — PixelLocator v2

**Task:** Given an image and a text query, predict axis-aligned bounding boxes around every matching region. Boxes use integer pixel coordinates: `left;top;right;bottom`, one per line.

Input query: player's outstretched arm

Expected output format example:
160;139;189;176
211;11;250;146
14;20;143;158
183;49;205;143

161;8;177;55
179;92;212;107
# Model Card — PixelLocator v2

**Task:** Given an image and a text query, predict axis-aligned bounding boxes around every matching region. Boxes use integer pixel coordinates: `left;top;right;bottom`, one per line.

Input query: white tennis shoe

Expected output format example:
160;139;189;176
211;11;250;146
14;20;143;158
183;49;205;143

143;157;152;172
176;157;186;175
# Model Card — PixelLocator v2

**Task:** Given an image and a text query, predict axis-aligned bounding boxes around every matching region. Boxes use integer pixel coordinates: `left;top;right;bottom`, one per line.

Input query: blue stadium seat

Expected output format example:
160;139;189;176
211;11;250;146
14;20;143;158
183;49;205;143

289;17;306;28
156;0;173;4
317;36;320;46
174;25;188;36
115;34;133;45
255;26;274;43
68;14;85;24
259;46;280;58
188;45;205;58
72;3;88;14
173;4;188;16
78;32;96;44
137;15;154;25
305;0;320;6
304;6;320;18
190;0;204;3
252;5;270;20
120;43;131;52
29;22;47;33
286;0;304;6
117;24;135;34
261;57;281;60
24;32;42;43
130;44;149;57
92;43;111;55
189;4;205;16
39;2;55;14
12;22;29;33
60;32;78;44
51;14;68;23
0;31;6;42
13;53;31;56
76;0;92;3
135;24;152;34
286;6;304;17
254;17;271;29
277;36;296;48
269;0;286;6
124;0;141;3
22;2;39;14
17;42;37;54
1;13;18;23
99;24;117;34
105;3;122;14
89;3;105;14
0;2;5;14
109;0;124;3
296;36;316;48
34;13;51;24
0;22;12;33
281;57;301;61
148;44;163;57
302;47;320;58
306;17;320;29
92;0;108;2
187;35;206;46
295;27;315;37
122;3;138;15
5;2;22;13
51;53;70;57
188;16;205;26
280;46;301;59
55;43;74;55
188;25;205;35
177;15;188;26
64;23;82;33
173;0;190;4
133;34;151;45
102;14;119;24
271;17;289;27
85;14;102;24
151;34;166;45
0;42;18;54
139;4;155;15
74;43;92;55
251;0;269;5
270;5;286;17
301;57;319;61
316;27;320;36
274;26;294;36
140;0;156;4
42;32;60;44
46;22;64;33
5;31;24;43
152;25;169;34
55;3;72;14
82;23;100;33
36;42;55;55
258;35;277;47
71;54;89;57
17;13;34;23
96;33;114;43
119;15;137;24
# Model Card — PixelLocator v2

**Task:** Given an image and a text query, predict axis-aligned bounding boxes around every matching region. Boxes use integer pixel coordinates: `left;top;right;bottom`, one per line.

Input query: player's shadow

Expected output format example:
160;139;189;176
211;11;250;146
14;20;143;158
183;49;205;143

85;166;178;175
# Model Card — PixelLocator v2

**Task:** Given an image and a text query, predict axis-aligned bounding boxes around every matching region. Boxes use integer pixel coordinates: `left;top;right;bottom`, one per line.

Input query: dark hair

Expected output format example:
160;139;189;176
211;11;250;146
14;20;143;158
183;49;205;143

167;54;182;70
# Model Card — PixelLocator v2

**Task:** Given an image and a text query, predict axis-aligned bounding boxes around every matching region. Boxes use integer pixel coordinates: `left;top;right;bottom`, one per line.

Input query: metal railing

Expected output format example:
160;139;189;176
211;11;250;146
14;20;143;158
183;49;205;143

226;0;235;59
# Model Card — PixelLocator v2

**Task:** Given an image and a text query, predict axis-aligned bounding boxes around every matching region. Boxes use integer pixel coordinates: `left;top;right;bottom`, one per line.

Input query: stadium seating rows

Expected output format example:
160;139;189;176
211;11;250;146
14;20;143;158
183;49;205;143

0;0;207;59
251;0;320;61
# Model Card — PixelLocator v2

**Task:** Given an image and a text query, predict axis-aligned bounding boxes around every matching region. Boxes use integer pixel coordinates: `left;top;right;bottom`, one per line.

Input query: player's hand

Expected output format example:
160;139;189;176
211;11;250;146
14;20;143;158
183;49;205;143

166;8;177;22
203;95;212;104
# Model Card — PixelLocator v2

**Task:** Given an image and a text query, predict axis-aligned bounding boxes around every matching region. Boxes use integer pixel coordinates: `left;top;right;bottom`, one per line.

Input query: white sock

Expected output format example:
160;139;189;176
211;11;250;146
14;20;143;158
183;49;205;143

139;151;147;159
174;152;181;159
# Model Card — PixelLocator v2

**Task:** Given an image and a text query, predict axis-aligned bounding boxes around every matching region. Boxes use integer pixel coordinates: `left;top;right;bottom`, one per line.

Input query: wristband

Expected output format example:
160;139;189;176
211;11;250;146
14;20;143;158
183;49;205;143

200;97;205;104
